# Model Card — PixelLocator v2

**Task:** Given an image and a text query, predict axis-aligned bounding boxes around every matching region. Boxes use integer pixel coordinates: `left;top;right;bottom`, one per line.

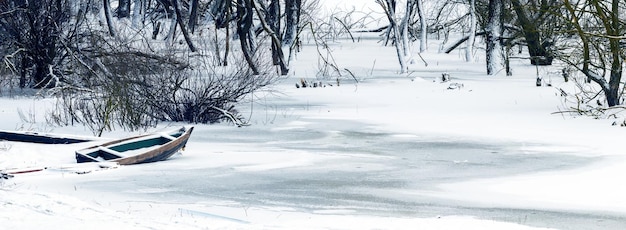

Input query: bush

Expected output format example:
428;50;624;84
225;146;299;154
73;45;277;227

47;27;278;136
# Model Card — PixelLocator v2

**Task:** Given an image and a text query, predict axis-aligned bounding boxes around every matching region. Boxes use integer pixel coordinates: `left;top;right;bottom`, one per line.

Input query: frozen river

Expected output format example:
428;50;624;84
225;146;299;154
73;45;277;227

77;120;626;229
4;32;626;230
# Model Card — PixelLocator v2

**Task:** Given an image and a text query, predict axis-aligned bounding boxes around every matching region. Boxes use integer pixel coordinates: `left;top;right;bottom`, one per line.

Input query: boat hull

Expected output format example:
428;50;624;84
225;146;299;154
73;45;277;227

0;130;92;144
75;127;193;165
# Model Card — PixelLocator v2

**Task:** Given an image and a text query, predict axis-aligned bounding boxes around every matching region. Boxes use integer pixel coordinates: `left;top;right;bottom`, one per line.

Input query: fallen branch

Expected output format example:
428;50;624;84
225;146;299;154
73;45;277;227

551;105;626;116
3;48;25;74
444;31;486;54
355;25;389;33
343;68;359;83
415;52;428;67
333;17;355;42
306;22;342;77
210;106;249;127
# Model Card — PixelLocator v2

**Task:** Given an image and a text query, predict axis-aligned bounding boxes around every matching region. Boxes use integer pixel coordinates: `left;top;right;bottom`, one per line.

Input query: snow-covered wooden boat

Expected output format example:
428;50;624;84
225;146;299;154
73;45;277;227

75;126;193;165
0;130;93;144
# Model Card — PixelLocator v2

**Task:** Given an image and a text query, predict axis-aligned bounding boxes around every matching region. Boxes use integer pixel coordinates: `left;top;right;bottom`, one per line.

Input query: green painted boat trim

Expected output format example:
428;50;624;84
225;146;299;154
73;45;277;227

75;126;193;165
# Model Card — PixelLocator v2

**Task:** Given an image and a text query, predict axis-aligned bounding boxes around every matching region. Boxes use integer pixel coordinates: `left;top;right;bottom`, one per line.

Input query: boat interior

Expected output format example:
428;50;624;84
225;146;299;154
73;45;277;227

80;131;185;161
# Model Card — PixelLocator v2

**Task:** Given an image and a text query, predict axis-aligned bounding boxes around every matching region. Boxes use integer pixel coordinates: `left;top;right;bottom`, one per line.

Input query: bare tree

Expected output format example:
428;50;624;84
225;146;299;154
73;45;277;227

0;0;68;88
0;0;313;133
48;18;278;134
434;1;484;54
510;0;556;66
376;0;408;73
252;0;288;75
560;0;624;107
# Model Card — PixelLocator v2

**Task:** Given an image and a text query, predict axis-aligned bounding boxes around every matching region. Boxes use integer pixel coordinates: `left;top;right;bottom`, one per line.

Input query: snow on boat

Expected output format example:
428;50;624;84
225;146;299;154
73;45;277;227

75;126;193;165
0;130;94;144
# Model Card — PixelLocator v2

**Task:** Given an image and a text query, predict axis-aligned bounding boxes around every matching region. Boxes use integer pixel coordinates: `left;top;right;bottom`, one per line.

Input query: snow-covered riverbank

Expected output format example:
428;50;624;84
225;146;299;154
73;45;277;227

2;38;625;229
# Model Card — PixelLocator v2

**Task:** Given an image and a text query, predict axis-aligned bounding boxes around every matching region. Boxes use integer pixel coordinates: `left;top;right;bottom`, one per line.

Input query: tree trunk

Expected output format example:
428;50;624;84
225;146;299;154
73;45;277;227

165;12;177;43
377;0;407;73
171;0;196;52
268;0;281;65
416;0;427;52
27;1;62;88
117;0;130;18
237;0;259;75
511;0;552;66
606;0;622;106
466;0;476;62
252;0;288;75
210;0;229;28
103;0;116;36
400;0;414;57
152;21;161;39
485;0;503;75
283;0;301;47
132;0;143;27
20;56;27;88
188;0;199;33
224;2;231;66
32;62;50;88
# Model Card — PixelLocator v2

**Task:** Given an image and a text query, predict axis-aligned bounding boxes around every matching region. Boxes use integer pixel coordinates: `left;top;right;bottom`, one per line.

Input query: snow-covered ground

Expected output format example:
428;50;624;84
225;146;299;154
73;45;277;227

2;36;626;230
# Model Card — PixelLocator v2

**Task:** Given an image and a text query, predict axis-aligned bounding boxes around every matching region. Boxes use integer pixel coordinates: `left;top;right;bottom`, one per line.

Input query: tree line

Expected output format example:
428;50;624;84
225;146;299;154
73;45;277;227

379;0;624;107
0;0;308;135
0;0;624;134
0;0;303;88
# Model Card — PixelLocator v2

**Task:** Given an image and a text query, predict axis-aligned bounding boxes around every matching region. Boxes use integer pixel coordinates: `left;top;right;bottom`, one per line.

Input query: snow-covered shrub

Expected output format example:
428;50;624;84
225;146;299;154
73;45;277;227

137;52;276;126
556;71;626;126
46;21;279;136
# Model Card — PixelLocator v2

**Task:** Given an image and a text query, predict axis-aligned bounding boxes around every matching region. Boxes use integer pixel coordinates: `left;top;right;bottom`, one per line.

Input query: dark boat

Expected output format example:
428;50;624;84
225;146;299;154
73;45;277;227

0;130;94;144
75;126;193;165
